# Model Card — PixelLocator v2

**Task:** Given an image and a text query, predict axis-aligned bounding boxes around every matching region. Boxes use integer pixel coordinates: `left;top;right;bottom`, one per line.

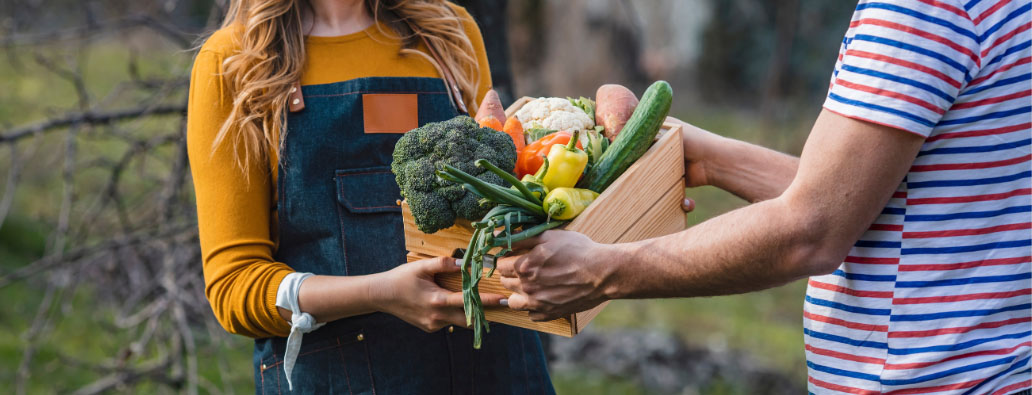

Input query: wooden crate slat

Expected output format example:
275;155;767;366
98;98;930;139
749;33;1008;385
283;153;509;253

402;203;475;257
617;179;686;243
410;252;575;336
402;100;686;337
565;124;684;244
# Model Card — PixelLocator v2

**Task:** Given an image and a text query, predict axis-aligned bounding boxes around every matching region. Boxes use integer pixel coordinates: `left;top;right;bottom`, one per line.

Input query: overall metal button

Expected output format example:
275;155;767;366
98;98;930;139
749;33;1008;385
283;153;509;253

261;363;267;370
356;333;365;341
448;326;455;333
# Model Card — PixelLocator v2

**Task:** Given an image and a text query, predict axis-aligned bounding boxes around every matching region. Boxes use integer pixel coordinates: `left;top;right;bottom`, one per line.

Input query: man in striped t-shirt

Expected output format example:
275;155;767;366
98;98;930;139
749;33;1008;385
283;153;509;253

497;0;1031;393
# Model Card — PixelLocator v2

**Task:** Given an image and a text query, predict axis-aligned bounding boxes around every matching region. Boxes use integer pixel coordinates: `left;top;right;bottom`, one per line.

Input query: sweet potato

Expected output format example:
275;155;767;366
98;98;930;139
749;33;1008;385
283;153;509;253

595;84;639;142
475;89;506;124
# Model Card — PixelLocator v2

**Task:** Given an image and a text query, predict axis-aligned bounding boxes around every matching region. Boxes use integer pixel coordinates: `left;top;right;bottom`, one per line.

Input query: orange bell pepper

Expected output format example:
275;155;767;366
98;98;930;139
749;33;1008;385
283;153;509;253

516;131;583;178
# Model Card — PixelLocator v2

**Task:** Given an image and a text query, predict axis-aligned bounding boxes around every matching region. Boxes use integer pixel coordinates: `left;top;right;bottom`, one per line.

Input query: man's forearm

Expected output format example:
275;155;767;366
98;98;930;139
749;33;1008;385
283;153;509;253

682;121;798;202
601;196;832;300
706;135;798;203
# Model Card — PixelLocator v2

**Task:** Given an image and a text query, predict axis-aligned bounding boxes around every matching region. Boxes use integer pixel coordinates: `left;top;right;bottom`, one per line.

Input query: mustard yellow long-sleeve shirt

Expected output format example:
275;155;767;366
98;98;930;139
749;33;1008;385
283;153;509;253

187;5;492;338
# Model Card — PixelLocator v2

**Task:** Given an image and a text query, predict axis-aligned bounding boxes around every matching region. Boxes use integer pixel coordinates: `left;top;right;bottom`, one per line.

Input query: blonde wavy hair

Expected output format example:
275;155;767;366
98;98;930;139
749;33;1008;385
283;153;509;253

214;0;480;171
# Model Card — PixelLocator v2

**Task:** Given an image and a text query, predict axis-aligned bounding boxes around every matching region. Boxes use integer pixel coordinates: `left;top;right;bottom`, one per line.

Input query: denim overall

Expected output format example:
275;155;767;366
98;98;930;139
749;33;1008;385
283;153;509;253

252;77;554;394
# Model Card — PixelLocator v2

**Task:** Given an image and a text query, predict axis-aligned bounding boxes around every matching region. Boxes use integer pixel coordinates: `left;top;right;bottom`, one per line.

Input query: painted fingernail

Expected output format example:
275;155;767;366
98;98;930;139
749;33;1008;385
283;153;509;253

500;299;509;307
454;259;463;267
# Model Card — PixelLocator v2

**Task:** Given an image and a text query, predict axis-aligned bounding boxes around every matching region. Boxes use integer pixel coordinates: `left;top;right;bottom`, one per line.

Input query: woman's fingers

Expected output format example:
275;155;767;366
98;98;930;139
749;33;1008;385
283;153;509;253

420;256;459;274
442;290;506;307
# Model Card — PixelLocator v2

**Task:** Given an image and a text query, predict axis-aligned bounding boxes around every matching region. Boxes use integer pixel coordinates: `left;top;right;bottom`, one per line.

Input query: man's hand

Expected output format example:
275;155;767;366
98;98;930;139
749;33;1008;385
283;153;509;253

496;230;617;321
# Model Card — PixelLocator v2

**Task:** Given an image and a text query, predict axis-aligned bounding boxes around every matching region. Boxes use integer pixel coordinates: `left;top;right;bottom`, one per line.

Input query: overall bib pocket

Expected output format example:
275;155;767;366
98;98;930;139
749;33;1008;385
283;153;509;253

258;329;375;395
335;166;407;275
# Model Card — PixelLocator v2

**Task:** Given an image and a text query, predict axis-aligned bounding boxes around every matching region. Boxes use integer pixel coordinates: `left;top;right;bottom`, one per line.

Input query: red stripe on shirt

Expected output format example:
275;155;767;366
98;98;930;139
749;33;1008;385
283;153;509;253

805;310;891;332
907;187;1032;205
845;255;900;264
909;153;1031;172
973;0;1012;25
810;376;880;395
970;56;1032;86
913;0;971;19
869;224;904;231
926;122;1030;142
992;382;1032;395
808;280;895;299
892;191;908;199
835;78;945;114
849;18;980;65
845;49;963;89
884;341;1032;370
806;344;887;365
893;288;1032;304
889;316;1032;338
951;90;1032;110
983;22;1032;57
899;255;1032;271
884;378;981;395
904;222;1032;239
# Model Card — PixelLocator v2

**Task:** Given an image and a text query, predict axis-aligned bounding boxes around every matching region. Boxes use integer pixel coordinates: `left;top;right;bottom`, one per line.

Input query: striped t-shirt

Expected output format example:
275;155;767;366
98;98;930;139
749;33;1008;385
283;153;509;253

804;0;1031;393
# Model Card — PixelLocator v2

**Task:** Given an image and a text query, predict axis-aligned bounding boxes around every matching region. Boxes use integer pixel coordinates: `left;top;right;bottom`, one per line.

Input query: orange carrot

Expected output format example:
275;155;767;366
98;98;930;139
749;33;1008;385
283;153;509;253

478;116;504;132
503;117;526;153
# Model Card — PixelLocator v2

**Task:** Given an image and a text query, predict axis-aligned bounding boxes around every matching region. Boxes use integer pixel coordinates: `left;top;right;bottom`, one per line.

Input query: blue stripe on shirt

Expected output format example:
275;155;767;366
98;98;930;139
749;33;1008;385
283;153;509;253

904;205;1032;221
857;2;979;42
856;240;903;248
917;139;1031;156
828;92;936;127
805;295;892;316
902;239;1032;255
896;274;1032;288
908;172;1031;189
888;331;1032;355
962;73;1032;96
804;328;889;349
985;40;1032;67
832;269;897;282
938;106;1032;125
851;34;969;74
962;356;1032;395
807;360;882;382
980;3;1032;42
882;207;906;215
881;355;1018;385
840;64;955;102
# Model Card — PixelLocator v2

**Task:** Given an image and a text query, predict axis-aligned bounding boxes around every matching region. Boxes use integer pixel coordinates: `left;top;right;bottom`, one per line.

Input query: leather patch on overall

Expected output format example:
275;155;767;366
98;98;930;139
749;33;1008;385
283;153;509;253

362;93;418;133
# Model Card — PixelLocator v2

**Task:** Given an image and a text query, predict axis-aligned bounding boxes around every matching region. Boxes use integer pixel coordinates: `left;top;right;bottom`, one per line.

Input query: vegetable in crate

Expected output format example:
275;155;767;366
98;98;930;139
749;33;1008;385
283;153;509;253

516;131;582;178
514;97;595;133
595;84;639;142
536;132;589;191
580;81;673;192
544;187;599;220
391;115;517;234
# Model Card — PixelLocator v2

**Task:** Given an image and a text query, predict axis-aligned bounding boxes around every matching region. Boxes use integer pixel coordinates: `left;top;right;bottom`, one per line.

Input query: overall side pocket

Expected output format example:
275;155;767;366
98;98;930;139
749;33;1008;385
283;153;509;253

258;329;375;395
334;166;407;276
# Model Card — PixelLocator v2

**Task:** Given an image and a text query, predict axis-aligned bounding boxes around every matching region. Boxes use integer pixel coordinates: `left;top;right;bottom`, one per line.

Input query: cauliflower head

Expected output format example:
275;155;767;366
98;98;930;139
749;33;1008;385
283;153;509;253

515;97;595;132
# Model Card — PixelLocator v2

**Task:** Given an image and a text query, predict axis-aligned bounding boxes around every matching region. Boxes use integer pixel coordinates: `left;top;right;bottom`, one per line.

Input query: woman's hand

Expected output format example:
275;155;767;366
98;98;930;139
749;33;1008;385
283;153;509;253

373;256;504;332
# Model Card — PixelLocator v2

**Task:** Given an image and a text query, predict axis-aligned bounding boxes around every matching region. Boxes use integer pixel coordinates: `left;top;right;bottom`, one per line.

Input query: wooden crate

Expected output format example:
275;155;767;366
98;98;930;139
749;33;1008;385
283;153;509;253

402;98;686;337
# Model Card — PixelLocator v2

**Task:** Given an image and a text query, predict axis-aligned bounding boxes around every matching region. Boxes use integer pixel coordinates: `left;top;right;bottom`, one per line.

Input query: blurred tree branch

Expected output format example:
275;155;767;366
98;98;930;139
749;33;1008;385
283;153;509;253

0;1;232;394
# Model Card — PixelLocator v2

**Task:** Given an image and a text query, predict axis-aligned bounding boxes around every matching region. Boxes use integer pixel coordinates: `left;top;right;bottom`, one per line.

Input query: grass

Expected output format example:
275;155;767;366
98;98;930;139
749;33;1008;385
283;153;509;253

0;35;819;393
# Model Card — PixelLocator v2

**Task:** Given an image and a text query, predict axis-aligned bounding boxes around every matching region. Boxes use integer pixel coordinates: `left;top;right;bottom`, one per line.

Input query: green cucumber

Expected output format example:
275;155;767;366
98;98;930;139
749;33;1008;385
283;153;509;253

580;81;673;193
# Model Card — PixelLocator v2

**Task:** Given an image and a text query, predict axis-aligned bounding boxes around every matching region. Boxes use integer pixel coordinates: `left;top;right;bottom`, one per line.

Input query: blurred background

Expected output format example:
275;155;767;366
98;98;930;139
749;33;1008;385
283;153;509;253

0;0;856;393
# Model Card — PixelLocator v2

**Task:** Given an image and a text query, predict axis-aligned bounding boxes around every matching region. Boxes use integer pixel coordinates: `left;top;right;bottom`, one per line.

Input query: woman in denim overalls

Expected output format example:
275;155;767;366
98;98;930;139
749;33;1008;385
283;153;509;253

186;0;553;393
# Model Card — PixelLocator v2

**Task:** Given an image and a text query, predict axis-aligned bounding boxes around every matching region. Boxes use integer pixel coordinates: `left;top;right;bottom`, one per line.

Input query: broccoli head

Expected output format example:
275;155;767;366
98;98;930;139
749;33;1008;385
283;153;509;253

392;115;517;234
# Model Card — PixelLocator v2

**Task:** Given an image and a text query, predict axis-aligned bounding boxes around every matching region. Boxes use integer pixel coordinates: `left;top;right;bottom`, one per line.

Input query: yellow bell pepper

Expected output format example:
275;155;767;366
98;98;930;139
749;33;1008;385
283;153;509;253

543;187;599;220
536;132;588;190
